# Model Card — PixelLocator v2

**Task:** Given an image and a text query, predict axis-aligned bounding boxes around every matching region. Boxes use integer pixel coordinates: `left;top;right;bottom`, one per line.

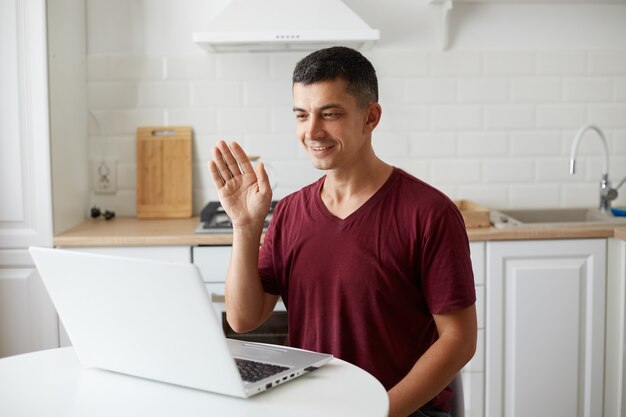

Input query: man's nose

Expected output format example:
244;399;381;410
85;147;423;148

306;115;324;140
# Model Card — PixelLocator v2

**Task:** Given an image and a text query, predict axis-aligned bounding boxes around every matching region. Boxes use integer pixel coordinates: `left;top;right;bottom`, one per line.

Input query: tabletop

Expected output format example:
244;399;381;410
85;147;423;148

0;347;389;417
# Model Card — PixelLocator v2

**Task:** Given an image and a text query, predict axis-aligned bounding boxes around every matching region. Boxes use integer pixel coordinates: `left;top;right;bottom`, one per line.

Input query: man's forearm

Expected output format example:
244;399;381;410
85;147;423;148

387;305;477;417
224;226;271;333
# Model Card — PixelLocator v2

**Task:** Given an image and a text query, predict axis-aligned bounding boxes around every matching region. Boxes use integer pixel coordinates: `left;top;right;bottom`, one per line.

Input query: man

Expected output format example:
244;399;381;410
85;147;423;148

208;46;477;417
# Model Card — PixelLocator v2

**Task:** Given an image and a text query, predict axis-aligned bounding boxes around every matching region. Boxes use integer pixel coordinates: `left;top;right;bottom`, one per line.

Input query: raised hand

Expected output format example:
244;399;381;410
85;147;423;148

208;140;272;232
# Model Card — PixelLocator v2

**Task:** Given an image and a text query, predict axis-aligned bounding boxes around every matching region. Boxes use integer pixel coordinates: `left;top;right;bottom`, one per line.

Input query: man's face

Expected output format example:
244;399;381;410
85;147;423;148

292;78;373;172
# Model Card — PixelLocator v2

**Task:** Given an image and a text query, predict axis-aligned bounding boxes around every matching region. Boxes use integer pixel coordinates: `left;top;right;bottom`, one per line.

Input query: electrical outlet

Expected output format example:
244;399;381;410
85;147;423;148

92;159;117;194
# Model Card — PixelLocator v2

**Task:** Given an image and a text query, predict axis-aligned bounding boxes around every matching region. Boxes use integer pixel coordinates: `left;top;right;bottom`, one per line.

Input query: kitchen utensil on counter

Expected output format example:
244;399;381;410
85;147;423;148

136;126;192;219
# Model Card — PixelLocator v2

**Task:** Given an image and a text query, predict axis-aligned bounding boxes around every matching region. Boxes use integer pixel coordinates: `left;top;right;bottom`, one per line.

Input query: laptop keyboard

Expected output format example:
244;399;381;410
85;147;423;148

235;358;289;383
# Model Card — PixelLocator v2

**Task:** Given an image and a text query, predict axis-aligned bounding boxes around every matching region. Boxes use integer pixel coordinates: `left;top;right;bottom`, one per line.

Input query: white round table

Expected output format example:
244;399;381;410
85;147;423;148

0;347;389;417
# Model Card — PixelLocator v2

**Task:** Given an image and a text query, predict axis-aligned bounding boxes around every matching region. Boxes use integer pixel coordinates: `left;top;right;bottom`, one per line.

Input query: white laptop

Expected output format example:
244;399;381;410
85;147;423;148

29;246;332;398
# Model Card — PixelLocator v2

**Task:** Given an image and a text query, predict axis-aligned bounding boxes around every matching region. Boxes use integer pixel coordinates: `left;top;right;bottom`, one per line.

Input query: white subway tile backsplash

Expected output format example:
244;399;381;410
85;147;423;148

616;78;626;102
87;55;163;81
88;82;138;109
561;183;599;207
457;78;508;103
243;80;292;106
483;159;534;183
86;48;626;212
510;132;561;156
588;104;626;128
270;52;307;80
368;51;429;78
271;106;297;133
484;105;534;129
378;105;429;132
191;81;242;107
614;131;626;153
216;53;271;80
91;189;136;217
217;108;271;133
395;160;431;182
88;136;135;164
537;51;587;75
166;108;217;135
589;51;626;75
408;132;456;158
431;106;482;130
536;104;587;129
429;52;483;76
511;77;561;102
165;55;216;80
431;159;482;184
509;185;561;208
138;82;190;108
269;161;322;190
458;132;508;157
483;51;535;76
192;134;214;164
115;163;135;190
371;133;410;158
457;185;508;209
405;79;456;104
242;134;299;161
89;109;165;136
378;78;407;105
535;158;578;182
563;78;613;102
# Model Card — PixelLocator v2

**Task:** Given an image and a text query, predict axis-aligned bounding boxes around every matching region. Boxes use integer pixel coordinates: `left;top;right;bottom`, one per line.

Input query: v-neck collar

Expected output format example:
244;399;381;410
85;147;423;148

313;167;398;225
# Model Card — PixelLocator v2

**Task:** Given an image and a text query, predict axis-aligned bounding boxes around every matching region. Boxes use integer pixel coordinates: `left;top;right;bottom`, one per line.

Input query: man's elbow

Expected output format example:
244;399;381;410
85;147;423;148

226;308;266;334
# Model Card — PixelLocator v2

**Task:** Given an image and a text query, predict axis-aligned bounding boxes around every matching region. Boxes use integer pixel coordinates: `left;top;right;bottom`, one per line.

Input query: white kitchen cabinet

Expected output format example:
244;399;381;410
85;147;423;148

192;246;232;285
0;0;58;358
605;237;626;417
485;239;606;417
463;241;485;417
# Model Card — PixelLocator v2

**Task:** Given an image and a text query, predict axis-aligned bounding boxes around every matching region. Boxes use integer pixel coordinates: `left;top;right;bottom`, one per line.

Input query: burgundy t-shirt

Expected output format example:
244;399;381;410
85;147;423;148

259;168;475;411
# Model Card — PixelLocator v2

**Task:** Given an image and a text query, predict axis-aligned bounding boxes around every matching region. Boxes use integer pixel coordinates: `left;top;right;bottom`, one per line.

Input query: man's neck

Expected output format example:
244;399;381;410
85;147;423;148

320;159;393;219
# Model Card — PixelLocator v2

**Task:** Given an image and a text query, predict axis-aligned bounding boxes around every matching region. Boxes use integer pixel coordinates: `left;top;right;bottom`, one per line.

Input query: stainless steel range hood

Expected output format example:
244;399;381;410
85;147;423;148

192;0;379;53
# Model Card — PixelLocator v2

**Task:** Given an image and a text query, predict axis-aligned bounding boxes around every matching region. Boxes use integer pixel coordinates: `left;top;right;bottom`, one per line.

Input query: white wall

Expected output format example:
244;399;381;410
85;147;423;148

48;0;89;234
84;0;626;215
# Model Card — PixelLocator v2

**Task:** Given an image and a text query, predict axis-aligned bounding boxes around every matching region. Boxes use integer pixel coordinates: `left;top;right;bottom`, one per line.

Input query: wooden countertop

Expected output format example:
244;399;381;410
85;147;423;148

53;217;626;247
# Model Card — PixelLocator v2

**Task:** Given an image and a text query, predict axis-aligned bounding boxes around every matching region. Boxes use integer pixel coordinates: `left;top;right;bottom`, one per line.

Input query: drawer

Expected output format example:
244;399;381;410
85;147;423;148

192;246;232;282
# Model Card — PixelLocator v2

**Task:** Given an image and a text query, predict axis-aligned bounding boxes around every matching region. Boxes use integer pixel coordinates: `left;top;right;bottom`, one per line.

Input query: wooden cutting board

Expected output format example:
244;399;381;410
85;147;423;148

136;126;192;219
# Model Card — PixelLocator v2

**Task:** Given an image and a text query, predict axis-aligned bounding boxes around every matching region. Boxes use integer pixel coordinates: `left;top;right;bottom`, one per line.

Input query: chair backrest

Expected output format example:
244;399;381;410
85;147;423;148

449;373;464;417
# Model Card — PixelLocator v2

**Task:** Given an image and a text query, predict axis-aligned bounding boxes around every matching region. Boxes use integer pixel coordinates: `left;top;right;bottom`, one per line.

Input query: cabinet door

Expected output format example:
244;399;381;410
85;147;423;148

192;246;232;283
486;239;606;417
463;241;485;417
0;0;56;358
605;238;626;416
0;0;53;250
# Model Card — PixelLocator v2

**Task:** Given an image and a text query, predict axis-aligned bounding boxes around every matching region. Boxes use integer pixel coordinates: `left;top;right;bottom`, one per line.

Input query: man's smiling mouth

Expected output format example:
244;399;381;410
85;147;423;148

311;145;334;151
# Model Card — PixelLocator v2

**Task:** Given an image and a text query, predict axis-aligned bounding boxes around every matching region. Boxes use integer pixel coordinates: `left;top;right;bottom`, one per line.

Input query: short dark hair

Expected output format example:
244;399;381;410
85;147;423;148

292;46;378;108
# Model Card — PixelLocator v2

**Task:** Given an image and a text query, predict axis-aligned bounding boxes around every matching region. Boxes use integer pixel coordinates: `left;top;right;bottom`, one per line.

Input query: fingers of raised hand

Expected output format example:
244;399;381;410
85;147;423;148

212;140;242;179
228;141;254;176
207;159;225;188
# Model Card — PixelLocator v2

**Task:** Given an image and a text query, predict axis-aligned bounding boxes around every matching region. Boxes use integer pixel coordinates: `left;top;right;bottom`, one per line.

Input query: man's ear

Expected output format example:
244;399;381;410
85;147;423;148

364;102;382;132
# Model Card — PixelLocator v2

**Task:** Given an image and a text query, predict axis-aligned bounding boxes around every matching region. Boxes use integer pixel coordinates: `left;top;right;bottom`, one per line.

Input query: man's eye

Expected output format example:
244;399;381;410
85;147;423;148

295;114;308;120
323;112;339;119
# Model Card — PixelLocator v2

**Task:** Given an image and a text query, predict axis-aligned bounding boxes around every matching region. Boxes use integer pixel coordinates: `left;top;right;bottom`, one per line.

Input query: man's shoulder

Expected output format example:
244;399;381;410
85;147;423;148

391;168;455;208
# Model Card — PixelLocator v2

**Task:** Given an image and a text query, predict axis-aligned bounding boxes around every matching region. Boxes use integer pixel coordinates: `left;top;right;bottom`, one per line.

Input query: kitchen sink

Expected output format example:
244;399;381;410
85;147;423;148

490;207;626;228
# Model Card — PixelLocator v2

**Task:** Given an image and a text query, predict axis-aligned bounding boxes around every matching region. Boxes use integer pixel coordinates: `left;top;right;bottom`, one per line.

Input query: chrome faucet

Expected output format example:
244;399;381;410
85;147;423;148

569;124;625;212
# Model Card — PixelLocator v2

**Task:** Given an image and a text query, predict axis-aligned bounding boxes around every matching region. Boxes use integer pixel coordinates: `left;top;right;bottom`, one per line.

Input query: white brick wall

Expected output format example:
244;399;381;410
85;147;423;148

85;3;626;215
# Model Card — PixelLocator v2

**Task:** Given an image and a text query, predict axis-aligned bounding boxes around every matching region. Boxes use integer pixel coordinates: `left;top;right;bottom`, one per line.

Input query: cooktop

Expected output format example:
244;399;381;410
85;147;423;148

195;201;279;234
